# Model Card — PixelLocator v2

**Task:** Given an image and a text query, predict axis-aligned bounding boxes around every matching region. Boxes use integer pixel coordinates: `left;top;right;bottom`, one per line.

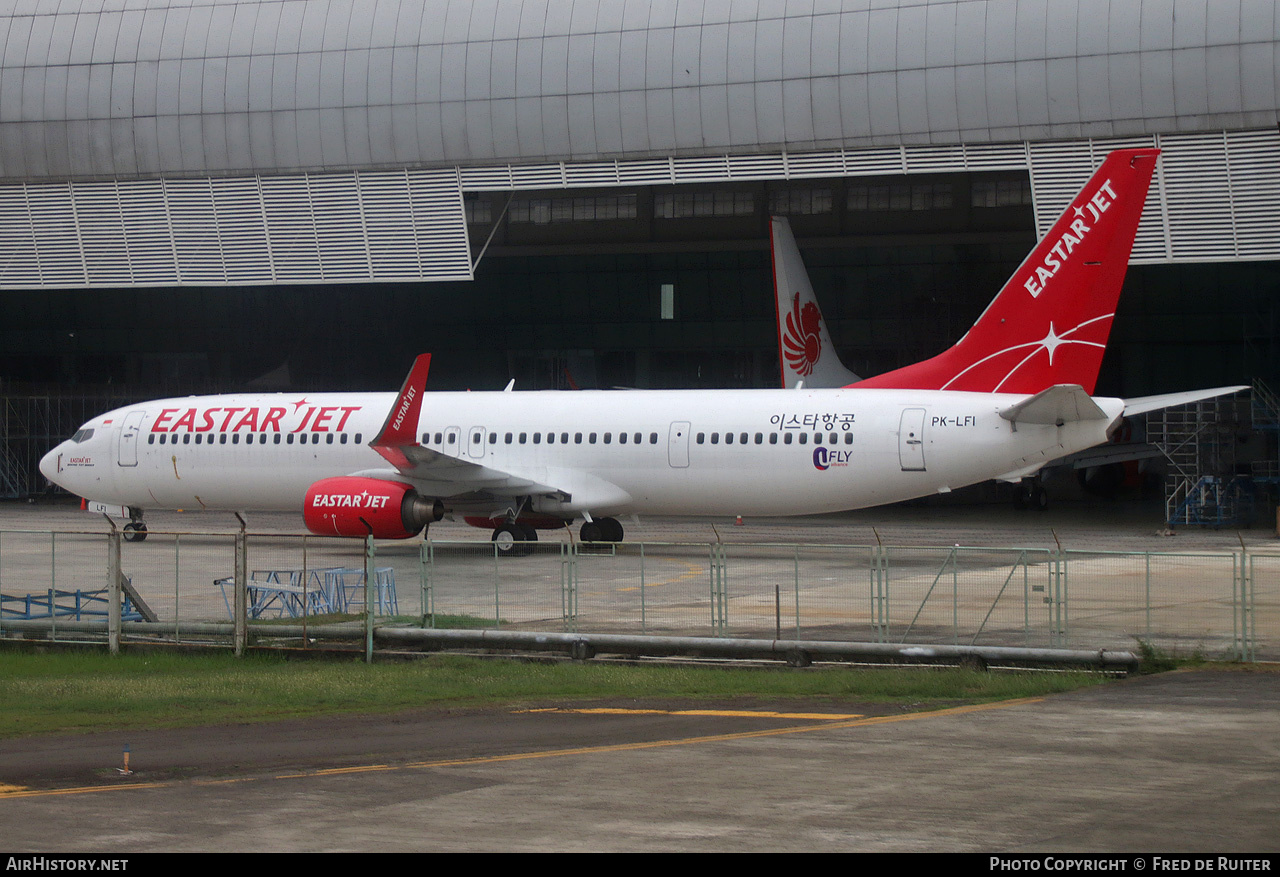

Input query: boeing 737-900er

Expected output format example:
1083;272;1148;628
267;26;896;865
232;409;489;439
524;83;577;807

40;148;1245;552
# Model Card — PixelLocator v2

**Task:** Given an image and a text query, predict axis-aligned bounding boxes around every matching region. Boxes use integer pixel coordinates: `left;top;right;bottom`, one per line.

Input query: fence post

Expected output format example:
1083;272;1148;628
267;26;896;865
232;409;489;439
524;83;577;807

709;543;727;636
871;544;887;643
421;540;433;628
639;543;647;633
1049;549;1068;648
233;531;247;656
364;534;375;663
561;542;578;632
793;545;801;640
49;532;56;641
107;527;122;655
1237;550;1254;662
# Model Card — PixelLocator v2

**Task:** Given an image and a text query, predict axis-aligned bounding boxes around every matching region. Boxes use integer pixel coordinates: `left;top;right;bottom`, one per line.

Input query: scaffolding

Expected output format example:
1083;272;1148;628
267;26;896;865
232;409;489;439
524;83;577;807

0;393;140;499
1149;390;1258;527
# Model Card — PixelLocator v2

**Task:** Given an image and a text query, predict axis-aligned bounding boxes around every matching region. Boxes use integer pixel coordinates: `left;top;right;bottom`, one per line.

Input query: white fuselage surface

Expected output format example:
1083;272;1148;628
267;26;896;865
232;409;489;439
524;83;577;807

42;387;1122;520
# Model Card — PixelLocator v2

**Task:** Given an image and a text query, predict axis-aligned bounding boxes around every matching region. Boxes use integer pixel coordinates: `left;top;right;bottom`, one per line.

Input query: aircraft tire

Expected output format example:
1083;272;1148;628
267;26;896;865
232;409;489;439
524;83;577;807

597;517;624;543
518;522;538;541
492;522;527;557
1031;482;1049;512
123;522;148;543
580;521;603;543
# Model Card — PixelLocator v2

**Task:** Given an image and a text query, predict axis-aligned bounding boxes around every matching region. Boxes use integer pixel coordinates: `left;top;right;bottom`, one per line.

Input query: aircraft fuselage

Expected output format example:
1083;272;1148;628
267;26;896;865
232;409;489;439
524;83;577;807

42;387;1122;521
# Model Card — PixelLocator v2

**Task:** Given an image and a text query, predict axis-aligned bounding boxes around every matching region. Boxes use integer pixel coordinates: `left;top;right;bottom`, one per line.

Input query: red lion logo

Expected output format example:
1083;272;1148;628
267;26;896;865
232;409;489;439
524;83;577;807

783;292;823;376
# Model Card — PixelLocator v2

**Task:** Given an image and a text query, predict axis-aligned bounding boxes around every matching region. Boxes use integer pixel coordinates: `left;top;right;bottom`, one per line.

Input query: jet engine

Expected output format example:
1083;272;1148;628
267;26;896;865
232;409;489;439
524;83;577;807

303;476;443;538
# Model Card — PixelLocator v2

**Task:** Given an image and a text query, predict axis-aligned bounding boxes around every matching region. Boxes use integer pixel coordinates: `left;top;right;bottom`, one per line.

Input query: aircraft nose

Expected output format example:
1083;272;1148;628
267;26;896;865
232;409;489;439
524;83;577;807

39;444;64;485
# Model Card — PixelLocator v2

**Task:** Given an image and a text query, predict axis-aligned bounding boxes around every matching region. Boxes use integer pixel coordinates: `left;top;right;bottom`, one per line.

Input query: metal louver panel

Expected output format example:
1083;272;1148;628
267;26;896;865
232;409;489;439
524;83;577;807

457;142;1033;193
0;169;472;288
0;133;1273;290
1027;130;1280;264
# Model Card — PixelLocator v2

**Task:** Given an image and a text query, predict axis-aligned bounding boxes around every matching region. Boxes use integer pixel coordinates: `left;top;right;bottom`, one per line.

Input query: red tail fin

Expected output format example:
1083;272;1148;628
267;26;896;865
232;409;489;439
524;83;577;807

856;148;1159;394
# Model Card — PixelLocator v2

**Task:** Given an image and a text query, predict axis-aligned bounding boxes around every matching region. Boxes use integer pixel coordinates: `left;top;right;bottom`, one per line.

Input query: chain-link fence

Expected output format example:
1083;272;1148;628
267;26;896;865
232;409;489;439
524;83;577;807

0;529;1273;661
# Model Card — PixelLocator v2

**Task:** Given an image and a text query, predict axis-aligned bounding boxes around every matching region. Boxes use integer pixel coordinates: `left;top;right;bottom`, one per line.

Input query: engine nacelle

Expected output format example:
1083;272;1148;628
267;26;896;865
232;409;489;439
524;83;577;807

304;477;443;539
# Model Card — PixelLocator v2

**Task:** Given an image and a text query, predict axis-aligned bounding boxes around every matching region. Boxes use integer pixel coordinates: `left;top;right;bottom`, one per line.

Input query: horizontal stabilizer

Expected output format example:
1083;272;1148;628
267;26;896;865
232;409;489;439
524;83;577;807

1123;386;1249;417
999;384;1109;427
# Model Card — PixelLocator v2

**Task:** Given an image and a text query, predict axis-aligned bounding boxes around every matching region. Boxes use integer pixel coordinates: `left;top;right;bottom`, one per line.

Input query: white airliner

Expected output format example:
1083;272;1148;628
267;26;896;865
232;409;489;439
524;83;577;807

40;148;1244;551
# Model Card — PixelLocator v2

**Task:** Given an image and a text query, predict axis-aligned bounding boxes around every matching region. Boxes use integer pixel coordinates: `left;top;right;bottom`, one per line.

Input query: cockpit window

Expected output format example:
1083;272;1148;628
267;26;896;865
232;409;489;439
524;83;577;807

70;428;95;442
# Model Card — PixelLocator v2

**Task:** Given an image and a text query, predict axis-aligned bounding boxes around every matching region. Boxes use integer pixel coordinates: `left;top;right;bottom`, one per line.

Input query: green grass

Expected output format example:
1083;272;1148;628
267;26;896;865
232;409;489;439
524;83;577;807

0;649;1112;739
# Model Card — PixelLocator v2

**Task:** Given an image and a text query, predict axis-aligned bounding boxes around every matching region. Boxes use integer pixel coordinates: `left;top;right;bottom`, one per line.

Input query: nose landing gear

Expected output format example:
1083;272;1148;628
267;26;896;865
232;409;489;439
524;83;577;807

122;508;148;542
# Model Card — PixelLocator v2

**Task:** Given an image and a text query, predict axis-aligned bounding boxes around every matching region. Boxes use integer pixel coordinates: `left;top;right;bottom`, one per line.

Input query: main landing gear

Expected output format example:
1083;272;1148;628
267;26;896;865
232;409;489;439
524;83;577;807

491;521;538;556
1013;480;1049;512
580;517;623;543
123;508;148;542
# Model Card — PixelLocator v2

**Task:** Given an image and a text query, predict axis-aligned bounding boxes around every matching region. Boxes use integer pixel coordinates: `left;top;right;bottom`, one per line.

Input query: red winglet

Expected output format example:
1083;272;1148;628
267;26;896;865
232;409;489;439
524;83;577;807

371;354;431;469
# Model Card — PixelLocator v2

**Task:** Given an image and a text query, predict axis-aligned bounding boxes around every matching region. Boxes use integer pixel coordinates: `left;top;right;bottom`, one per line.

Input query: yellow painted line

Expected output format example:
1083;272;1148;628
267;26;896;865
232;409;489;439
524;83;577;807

520;707;864;720
0;781;169;799
616;558;704;592
0;697;1043;799
404;698;1044;769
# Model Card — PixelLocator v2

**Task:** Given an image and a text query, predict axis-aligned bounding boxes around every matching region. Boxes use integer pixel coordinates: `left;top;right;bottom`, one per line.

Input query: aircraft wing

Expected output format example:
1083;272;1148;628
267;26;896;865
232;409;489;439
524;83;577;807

366;354;571;501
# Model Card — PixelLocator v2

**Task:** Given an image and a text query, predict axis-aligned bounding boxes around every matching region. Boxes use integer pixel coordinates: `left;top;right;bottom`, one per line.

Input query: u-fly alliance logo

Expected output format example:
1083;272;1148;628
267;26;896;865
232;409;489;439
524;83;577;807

783;292;823;377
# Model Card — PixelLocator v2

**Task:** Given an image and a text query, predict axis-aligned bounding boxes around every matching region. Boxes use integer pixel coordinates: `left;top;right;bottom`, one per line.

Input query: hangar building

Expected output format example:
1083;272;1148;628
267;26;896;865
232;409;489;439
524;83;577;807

1;0;1278;501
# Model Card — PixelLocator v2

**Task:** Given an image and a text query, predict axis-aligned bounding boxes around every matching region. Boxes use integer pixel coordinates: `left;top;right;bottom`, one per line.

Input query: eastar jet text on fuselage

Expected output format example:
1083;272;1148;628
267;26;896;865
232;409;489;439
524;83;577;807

40;149;1246;551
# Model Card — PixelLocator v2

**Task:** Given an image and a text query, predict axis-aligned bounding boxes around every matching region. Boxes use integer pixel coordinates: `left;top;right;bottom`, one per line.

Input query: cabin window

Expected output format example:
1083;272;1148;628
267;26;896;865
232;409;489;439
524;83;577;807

588;432;597;443
561;432;570;444
739;432;748;444
341;434;348;444
711;433;719;444
784;433;792;445
519;432;527;444
754;433;763;444
725;432;733;445
619;432;628;444
326;434;334;444
696;433;705;444
147;435;155;444
844;433;853;445
446;433;455;445
799;433;807;444
219;434;227;445
505;432;513;443
813;433;821;445
533;433;541;444
287;434;294;444
489;432;497;444
434;432;443;444
547;432;555;444
232;434;239;445
769;433;778;444
649;433;658;444
274;434;282;445
603;432;611;444
355;433;362;443
421;433;428;443
575;433;583;444
182;434;190;444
